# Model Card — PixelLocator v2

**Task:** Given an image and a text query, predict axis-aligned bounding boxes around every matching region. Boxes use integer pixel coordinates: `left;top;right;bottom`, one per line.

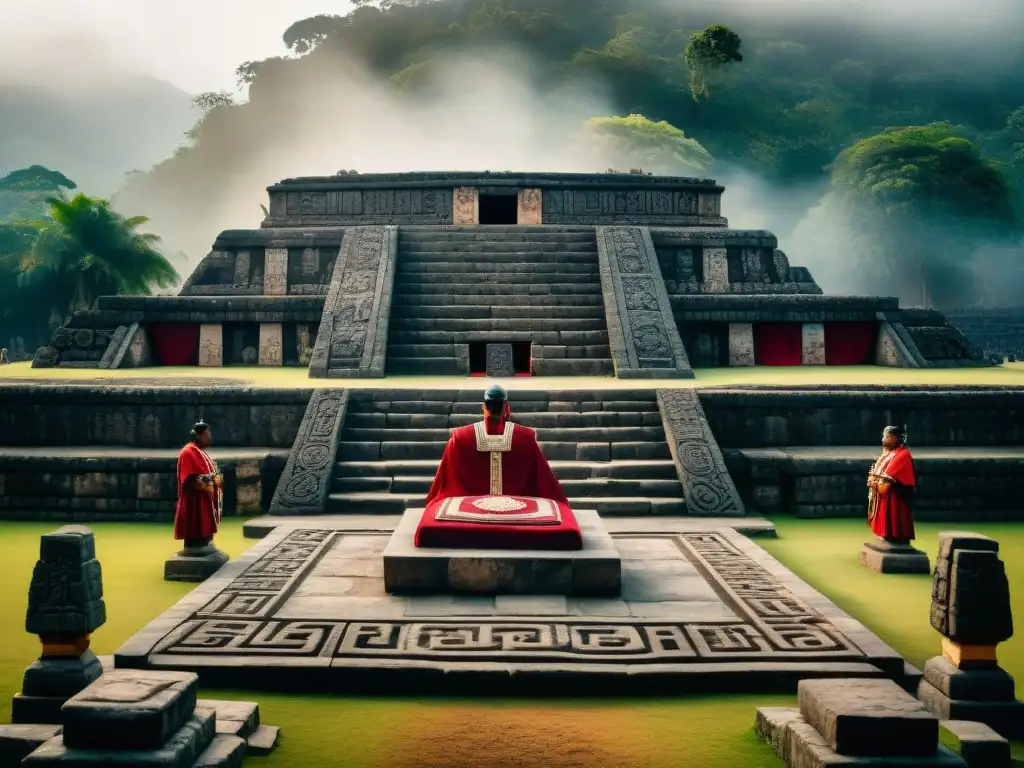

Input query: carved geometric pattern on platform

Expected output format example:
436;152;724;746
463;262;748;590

148;530;861;664
595;226;692;378
308;226;396;377
268;391;349;514
656;389;744;516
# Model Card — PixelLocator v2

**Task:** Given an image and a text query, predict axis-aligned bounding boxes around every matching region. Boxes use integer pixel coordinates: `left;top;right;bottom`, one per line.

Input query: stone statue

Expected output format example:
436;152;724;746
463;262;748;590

918;532;1024;739
860;425;929;573
165;420;229;581
0;348;8;364
12;526;106;724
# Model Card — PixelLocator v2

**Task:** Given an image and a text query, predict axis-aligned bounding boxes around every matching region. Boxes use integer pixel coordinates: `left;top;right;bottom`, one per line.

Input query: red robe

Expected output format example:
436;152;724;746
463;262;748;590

425;421;568;504
173;442;221;541
868;444;916;540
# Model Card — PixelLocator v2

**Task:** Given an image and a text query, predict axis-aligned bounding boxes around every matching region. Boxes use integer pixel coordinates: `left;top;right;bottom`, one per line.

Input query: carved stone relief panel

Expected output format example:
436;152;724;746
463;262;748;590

453;187;479;225
728;323;755;367
702;248;729;293
801;323;826;365
259;323;284;366
198;324;223;367
517;189;542;224
264;248;288;295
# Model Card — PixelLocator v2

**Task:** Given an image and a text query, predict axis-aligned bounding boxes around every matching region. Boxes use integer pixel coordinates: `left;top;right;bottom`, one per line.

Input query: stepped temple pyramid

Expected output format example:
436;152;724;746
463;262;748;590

33;171;986;374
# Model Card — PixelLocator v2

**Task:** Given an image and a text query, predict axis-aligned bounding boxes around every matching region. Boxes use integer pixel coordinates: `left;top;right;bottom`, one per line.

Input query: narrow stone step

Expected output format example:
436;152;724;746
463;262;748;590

385;358;465;375
333;475;684;497
349;397;659;414
387;330;610;345
394;275;601;288
390;305;606;320
391;293;604;307
400;250;599;264
397;241;598;253
337;440;670;462
335;459;679;480
532;359;615;376
536;344;612;359
396;283;602;295
325;492;684;515
344;410;663;428
341;426;668;443
398;261;599;274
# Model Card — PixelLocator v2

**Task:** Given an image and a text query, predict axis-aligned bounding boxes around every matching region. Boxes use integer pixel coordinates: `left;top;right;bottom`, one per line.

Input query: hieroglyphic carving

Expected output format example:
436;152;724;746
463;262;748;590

702;247;728;293
453;187;478;225
258;323;283;366
268;390;349;514
296;324;315;366
801;323;826;365
300;248;319;277
264;248;288;295
656;389;744;516
517;189;542;224
596;227;693;378
728;323;755;367
485;343;514;377
308;227;396;377
198;324;223;367
151;530;860;663
233;251;251;286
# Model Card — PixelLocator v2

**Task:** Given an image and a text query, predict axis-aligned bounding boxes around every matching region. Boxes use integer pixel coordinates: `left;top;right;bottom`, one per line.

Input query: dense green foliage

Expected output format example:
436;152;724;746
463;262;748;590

0;174;178;351
580;114;713;174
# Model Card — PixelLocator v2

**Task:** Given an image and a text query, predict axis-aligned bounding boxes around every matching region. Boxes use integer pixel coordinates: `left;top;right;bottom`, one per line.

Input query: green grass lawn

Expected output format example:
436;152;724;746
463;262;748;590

1;517;1023;767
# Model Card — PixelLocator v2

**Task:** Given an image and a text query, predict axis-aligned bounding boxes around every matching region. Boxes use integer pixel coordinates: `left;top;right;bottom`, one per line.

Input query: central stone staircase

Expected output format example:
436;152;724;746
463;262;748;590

386;226;614;375
329;389;685;516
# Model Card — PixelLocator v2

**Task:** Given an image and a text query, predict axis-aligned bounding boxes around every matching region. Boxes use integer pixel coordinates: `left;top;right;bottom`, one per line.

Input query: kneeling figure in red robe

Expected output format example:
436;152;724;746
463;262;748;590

416;385;583;550
867;424;917;543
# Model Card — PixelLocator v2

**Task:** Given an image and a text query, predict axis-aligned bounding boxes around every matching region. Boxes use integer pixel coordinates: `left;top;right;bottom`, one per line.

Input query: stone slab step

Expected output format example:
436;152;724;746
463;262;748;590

335;459;678;479
344;411;663;428
334;475;685;497
338;441;671;462
341;426;668;443
326;492;685;515
388;318;608;332
388;330;610;345
390;305;606;320
536;344;612;359
398;261;599;274
400;251;599;263
391;293;604;307
394;283;602;295
398;241;598;253
532;359;614;376
348;397;659;414
385;358;465;375
391;276;598;288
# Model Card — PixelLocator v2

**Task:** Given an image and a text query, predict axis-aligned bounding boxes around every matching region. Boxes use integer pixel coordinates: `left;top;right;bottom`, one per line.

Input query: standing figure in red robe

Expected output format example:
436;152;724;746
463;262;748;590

173;420;223;548
867;424;917;543
425;384;568;504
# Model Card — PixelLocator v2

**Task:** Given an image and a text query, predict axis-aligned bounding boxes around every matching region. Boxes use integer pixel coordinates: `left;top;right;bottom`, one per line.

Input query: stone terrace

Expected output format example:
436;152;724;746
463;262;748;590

331;389;685;516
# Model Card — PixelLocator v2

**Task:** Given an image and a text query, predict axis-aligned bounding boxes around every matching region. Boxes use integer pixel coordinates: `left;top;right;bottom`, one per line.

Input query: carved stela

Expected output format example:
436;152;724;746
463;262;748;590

453;187;479;225
517;188;542;224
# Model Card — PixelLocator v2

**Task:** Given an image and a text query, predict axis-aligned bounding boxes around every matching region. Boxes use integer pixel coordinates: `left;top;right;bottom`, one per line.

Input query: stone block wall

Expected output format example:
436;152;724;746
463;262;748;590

699;387;1024;448
945;308;1024;360
0;385;311;448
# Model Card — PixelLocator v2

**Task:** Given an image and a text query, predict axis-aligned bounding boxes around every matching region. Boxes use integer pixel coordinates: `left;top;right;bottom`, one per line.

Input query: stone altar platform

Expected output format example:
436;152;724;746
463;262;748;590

114;521;907;695
382;508;621;596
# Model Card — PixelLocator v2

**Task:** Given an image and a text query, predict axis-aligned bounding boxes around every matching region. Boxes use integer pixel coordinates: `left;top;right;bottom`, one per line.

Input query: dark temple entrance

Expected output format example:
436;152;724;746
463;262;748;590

469;341;532;375
478;193;518;225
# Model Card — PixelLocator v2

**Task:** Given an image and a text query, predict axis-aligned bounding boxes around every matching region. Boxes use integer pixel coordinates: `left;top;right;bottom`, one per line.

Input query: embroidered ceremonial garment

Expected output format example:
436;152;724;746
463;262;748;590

433;495;562;525
173;442;223;540
867;443;917;540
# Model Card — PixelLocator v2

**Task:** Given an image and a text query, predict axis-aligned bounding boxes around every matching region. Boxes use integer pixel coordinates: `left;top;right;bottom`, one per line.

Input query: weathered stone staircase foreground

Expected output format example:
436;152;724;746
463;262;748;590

330;389;684;516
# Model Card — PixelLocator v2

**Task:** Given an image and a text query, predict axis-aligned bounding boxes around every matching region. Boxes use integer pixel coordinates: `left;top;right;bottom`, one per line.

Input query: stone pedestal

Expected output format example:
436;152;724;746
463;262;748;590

0;725;63;765
164;541;229;583
918;656;1024;742
383;508;621;595
198;324;223;367
21;670;246;767
939;720;1010;768
257;323;283;366
860;539;931;574
756;678;966;766
801;322;826;365
12;652;104;724
727;322;755;366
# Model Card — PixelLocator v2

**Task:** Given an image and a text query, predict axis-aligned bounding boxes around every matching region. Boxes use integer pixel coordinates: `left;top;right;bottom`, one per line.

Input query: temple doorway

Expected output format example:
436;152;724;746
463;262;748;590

478;193;518;225
469;341;532;375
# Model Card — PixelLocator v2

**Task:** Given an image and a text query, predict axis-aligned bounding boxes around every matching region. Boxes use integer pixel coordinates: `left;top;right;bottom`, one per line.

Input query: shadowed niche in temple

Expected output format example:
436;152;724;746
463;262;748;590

478;193;518;225
469;341;531;375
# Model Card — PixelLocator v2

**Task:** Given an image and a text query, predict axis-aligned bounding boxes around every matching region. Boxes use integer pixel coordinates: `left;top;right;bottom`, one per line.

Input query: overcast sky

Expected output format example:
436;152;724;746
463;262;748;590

1;0;350;93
